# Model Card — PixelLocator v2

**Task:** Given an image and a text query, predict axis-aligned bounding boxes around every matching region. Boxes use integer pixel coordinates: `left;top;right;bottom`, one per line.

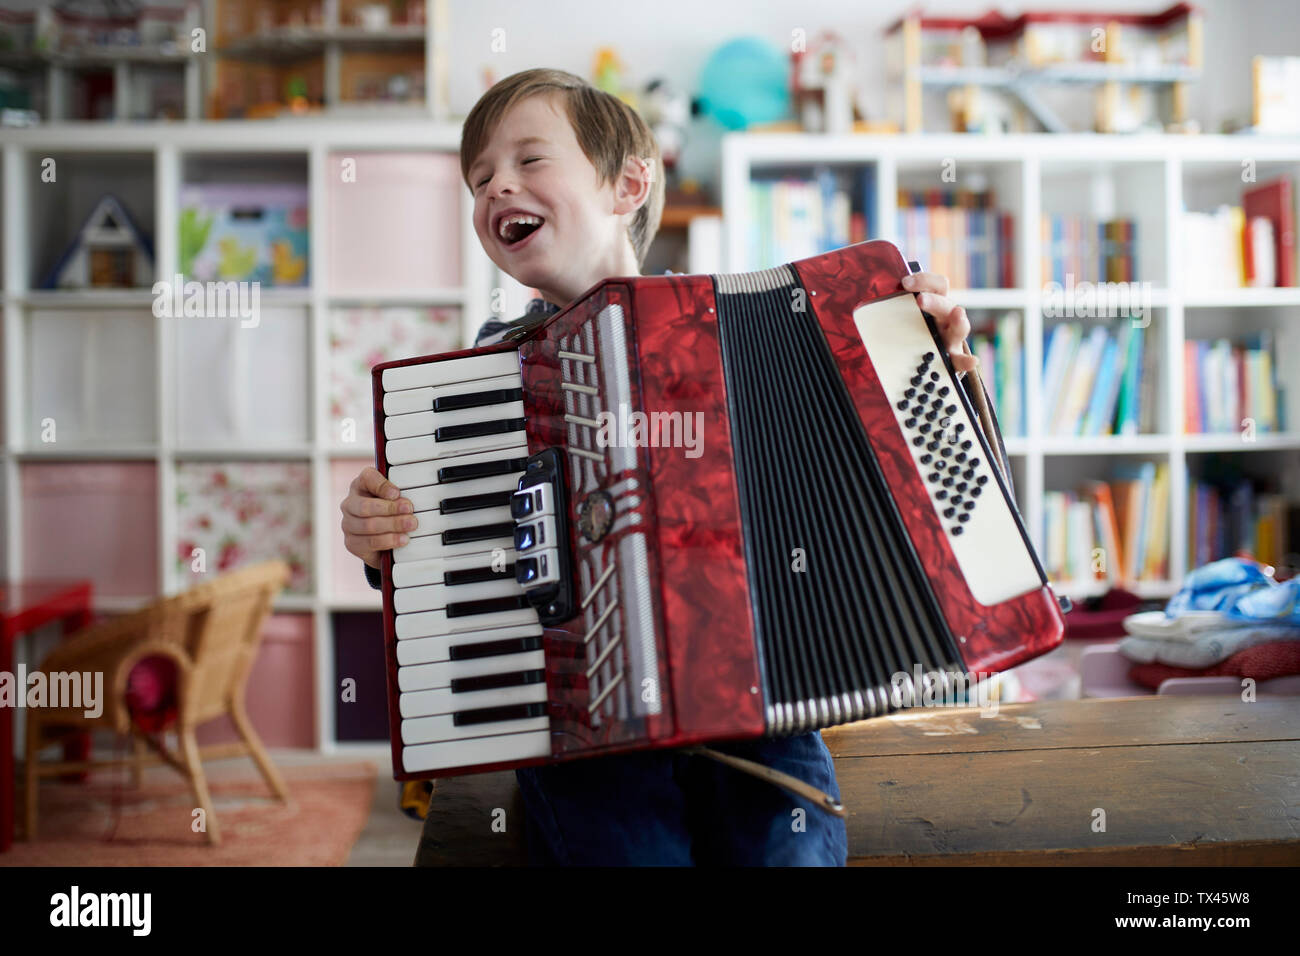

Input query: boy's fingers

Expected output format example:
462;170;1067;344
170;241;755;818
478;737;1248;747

357;466;401;500
342;512;417;537
352;532;409;555
901;271;949;296
342;493;413;518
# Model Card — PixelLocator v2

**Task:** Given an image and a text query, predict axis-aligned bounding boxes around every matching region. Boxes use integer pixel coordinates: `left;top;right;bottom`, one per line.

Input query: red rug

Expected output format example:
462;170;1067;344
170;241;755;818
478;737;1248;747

2;761;377;867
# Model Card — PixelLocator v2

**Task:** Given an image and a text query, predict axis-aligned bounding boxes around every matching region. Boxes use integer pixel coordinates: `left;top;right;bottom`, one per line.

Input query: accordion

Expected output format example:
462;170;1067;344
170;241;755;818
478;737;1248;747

371;240;1065;784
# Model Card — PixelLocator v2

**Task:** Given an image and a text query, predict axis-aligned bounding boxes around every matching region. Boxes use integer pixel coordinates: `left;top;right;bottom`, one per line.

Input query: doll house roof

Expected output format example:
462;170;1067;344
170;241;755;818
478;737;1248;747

41;193;155;289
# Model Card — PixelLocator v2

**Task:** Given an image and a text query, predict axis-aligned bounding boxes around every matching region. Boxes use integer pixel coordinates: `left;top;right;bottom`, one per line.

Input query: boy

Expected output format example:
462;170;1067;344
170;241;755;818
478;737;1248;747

340;68;976;865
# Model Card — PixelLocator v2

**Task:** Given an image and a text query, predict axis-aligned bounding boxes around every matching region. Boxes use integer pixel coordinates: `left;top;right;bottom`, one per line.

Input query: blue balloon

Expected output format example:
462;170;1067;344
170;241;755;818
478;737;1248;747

697;37;790;131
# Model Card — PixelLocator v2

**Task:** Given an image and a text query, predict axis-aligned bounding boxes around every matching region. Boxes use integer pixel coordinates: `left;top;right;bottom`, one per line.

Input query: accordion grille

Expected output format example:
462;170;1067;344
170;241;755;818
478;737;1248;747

713;278;966;735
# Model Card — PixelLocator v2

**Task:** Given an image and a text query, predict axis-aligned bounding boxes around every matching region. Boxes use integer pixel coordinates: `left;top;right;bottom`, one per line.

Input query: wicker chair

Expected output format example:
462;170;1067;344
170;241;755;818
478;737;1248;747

23;560;293;845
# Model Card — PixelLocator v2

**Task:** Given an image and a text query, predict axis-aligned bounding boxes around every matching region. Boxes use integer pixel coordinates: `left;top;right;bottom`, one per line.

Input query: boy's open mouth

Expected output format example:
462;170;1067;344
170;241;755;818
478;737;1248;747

497;212;545;247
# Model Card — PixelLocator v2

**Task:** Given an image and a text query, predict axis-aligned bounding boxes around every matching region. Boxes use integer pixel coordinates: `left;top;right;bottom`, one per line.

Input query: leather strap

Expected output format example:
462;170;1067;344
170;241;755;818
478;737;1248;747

682;746;846;818
959;342;1014;493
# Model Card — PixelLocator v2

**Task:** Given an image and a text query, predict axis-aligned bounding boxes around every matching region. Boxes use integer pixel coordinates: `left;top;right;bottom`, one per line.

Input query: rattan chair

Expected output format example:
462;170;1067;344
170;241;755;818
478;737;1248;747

23;560;293;845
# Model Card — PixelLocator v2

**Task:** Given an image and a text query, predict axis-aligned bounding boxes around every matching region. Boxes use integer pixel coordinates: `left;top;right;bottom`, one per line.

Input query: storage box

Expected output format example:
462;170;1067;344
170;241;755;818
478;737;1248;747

175;306;309;447
27;309;155;445
332;611;388;741
175;461;313;595
21;461;158;597
328;305;460;445
326;152;461;292
195;613;316;748
179;183;309;287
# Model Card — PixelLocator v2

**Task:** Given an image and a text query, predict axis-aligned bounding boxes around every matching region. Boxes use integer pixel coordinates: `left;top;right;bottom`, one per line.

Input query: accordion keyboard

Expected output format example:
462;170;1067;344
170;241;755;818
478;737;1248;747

380;351;551;773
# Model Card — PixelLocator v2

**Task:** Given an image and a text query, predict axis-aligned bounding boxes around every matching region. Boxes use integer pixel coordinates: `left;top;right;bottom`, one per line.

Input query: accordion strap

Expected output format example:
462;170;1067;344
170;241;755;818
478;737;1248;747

682;746;847;818
958;348;1015;497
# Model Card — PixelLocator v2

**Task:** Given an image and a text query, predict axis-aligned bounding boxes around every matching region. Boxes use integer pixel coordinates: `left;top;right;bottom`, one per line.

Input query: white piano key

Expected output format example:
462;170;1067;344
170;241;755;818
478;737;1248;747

386;429;527;465
400;680;548;719
392;551;518;589
402;473;520;513
402;730;551;773
402;711;550;746
398;650;546;693
384;373;522;417
394;534;516;563
395;603;539;640
394;576;525;614
387;443;528;489
407;505;513;538
396;624;543;666
382;351;519;392
385;401;526;440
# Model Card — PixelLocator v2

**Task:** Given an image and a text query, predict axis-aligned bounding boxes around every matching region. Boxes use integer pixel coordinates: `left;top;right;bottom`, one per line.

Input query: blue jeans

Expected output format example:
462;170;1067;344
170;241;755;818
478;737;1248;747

515;731;848;866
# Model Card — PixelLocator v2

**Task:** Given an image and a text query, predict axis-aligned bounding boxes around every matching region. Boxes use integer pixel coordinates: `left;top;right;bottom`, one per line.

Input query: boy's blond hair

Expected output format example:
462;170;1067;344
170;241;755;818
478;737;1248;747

461;68;665;267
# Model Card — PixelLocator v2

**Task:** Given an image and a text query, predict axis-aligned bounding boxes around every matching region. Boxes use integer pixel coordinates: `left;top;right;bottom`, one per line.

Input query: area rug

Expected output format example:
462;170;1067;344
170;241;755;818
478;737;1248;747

2;760;377;866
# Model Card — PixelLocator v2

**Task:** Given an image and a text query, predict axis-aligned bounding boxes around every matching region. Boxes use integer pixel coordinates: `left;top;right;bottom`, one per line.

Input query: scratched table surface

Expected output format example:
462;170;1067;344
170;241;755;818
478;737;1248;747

409;696;1300;866
822;695;1300;865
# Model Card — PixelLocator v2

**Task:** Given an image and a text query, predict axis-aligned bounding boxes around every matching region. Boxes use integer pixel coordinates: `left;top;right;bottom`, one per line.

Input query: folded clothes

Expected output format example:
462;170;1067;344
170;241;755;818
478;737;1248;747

1118;624;1300;668
1128;639;1300;690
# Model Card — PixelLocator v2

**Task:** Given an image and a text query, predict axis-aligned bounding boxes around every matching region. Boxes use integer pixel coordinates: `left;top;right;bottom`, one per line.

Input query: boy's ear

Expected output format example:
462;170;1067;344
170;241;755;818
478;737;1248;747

611;155;653;216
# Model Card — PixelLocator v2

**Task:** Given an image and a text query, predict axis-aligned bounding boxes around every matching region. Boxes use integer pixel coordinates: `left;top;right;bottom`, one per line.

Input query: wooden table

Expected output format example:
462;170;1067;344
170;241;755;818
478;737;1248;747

823;695;1300;865
410;695;1300;866
0;579;93;852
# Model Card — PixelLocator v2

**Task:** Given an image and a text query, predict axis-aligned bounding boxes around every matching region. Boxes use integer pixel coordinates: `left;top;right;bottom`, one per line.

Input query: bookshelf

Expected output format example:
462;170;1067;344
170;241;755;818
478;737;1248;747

0;120;492;753
722;132;1300;601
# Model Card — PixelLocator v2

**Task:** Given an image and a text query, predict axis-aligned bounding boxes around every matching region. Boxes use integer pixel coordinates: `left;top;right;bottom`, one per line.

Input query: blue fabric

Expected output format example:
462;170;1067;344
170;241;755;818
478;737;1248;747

514;731;848;866
1165;556;1300;625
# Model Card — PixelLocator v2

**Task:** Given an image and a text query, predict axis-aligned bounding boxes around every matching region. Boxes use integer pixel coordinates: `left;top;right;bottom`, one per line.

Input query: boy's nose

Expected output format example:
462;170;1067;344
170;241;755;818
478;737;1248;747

487;176;518;201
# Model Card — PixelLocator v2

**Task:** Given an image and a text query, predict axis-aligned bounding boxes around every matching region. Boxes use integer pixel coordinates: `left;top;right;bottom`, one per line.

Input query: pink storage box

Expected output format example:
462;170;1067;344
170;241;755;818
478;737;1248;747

21;461;158;597
196;613;316;748
327;151;462;293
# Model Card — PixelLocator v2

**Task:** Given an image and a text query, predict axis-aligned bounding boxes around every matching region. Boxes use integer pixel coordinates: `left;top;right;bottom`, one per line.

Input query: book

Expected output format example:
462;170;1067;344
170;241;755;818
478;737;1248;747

1243;178;1296;286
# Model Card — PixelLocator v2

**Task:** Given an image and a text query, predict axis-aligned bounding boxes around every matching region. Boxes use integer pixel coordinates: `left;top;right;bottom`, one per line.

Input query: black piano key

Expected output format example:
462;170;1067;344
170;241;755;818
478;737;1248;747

453;701;547;727
449;635;543;661
443;522;516;545
450;668;546;694
438;456;528;483
444;564;516;586
433;387;524;413
435;417;526;443
445;595;531;618
439;490;514;514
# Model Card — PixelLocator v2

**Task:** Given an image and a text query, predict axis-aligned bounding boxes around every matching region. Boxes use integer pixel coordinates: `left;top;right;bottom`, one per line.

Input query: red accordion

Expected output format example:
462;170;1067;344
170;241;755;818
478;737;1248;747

371;240;1065;782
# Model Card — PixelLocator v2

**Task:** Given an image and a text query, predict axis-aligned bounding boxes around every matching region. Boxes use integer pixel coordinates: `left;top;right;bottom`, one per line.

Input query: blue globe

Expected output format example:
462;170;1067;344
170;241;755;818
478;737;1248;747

696;37;791;131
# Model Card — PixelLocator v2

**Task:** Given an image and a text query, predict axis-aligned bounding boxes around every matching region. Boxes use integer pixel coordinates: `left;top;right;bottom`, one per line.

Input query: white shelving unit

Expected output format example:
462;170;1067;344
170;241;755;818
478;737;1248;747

1;120;492;753
723;132;1300;601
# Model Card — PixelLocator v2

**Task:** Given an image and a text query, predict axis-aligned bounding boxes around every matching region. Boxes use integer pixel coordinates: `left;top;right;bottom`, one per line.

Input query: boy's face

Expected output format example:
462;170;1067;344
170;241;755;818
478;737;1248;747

467;94;637;305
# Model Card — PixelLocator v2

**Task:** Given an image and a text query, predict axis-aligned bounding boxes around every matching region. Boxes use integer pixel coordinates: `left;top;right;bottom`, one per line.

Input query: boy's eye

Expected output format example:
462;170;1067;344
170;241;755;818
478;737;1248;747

475;176;490;189
522;157;540;165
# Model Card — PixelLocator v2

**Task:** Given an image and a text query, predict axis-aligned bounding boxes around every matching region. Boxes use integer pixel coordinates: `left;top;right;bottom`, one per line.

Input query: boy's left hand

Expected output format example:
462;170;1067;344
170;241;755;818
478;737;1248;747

901;271;978;375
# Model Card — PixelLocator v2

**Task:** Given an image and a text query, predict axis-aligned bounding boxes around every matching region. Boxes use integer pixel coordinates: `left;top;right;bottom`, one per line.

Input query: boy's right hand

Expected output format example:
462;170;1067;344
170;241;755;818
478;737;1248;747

341;466;416;570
